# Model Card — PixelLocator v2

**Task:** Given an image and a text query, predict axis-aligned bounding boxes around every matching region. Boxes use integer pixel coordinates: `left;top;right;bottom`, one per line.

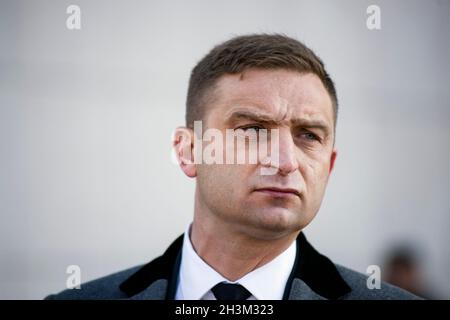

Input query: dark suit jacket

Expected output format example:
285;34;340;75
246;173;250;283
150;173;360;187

46;232;420;300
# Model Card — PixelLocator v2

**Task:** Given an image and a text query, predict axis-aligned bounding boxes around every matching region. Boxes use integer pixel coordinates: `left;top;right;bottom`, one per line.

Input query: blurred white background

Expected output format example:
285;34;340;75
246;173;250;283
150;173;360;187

0;0;449;299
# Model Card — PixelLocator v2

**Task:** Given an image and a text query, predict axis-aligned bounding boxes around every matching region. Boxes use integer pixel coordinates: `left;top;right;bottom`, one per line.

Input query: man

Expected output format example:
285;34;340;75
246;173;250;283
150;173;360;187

47;34;419;300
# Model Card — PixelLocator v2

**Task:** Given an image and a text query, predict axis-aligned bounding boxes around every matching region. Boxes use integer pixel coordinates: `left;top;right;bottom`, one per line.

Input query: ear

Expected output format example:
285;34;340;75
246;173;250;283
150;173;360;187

329;148;337;174
172;127;197;178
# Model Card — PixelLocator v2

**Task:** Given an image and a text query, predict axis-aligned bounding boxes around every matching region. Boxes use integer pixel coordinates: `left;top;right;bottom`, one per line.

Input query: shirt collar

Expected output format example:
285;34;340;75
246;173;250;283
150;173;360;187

177;223;297;300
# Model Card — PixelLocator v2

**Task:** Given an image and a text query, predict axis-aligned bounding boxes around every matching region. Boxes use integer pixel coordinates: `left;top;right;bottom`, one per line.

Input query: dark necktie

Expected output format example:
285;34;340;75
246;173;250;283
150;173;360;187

211;282;252;300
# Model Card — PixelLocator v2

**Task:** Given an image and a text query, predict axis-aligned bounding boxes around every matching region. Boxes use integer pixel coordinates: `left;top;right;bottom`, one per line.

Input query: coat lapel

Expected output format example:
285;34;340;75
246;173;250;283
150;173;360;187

119;235;183;300
283;232;351;300
119;232;351;300
287;278;326;300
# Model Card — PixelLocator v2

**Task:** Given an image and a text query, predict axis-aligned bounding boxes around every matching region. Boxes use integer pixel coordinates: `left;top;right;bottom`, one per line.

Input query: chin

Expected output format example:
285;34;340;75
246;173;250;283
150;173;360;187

250;207;304;237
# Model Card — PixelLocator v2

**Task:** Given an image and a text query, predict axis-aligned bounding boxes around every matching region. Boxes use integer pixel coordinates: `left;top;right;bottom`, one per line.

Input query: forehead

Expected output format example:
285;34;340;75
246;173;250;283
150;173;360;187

208;69;334;128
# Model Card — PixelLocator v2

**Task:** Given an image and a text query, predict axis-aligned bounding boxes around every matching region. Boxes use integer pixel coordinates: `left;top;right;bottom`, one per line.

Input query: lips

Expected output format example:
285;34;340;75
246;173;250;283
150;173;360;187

254;187;301;198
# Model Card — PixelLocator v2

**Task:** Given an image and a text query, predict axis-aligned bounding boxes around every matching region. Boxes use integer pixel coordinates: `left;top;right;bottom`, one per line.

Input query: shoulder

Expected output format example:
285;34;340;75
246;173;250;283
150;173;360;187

335;264;423;300
45;265;143;300
45;234;185;300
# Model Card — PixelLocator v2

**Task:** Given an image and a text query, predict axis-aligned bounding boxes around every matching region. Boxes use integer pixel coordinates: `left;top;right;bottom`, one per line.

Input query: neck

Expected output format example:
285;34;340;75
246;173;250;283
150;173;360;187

190;196;299;282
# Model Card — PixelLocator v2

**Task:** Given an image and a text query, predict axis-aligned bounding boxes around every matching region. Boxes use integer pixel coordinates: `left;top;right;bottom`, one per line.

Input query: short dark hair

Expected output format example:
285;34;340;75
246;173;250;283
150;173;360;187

186;33;338;128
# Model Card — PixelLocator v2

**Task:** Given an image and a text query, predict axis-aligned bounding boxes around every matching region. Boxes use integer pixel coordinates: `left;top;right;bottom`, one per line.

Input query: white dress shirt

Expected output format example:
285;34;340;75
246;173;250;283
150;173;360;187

175;223;297;300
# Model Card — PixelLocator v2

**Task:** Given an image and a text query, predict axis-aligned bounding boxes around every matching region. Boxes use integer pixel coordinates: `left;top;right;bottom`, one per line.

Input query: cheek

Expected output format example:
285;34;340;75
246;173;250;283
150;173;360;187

200;164;253;195
199;164;257;216
198;165;230;207
301;156;331;192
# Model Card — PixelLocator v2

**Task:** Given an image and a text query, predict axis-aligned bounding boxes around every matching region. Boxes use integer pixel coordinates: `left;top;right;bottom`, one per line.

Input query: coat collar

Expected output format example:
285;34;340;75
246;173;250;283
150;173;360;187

119;232;351;300
283;232;351;299
119;234;183;299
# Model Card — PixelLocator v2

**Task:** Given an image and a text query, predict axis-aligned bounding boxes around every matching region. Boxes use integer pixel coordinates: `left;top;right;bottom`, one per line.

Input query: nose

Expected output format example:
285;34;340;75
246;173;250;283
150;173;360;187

274;128;298;176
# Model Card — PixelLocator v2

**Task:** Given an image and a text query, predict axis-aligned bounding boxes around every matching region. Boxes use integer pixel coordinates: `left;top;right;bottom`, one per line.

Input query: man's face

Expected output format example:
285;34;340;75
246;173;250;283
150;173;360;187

194;68;336;239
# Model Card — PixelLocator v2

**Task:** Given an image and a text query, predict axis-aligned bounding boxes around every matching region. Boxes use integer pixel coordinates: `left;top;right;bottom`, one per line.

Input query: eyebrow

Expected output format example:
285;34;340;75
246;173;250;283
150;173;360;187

224;109;331;135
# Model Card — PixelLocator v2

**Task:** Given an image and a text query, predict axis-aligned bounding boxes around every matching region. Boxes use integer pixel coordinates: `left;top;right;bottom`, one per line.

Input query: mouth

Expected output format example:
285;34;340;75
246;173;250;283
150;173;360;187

253;187;301;199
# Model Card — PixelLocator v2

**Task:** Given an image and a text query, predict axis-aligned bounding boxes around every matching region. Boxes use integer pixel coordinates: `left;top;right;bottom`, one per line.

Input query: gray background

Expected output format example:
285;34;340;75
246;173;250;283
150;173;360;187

1;0;449;299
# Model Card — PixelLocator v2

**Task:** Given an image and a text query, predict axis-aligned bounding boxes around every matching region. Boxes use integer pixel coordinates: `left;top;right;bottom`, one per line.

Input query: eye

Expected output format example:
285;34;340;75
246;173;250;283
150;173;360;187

301;131;320;142
235;124;265;132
